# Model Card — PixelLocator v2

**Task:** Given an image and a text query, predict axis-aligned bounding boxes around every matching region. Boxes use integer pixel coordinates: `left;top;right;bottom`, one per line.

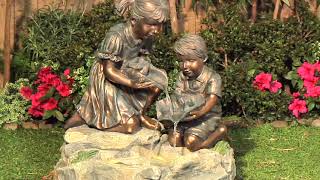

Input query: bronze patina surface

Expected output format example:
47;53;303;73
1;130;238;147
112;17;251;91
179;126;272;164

64;0;169;133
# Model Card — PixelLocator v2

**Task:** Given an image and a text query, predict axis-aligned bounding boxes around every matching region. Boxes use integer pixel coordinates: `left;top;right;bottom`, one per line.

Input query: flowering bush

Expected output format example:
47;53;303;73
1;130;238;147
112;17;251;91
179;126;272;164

286;61;320;118
20;67;74;121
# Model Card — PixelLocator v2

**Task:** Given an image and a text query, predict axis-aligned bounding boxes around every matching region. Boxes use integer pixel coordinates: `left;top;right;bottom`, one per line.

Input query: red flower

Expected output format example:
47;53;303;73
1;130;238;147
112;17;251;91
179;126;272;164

28;106;44;117
20;86;33;100
67;77;74;86
292;92;300;98
37;67;52;81
51;78;62;88
25;66;74;118
37;84;51;94
288;99;308;118
42;98;58;110
56;83;71;97
253;72;272;91
64;68;71;76
269;80;282;93
297;62;315;81
30;92;46;107
43;74;59;84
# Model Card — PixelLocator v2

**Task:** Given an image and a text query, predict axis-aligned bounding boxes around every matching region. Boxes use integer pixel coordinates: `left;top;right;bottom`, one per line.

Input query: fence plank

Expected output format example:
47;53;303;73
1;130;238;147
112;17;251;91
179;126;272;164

31;0;38;12
0;0;108;87
10;0;15;49
1;0;107;51
0;0;6;50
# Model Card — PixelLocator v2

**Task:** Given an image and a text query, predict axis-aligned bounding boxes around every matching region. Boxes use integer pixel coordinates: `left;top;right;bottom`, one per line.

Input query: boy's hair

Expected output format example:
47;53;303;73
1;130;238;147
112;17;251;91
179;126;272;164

173;34;208;62
116;0;169;23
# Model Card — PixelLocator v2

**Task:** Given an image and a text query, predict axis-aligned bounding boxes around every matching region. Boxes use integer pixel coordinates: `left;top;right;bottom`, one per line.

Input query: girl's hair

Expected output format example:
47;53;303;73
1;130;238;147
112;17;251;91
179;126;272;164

115;0;169;23
174;34;208;62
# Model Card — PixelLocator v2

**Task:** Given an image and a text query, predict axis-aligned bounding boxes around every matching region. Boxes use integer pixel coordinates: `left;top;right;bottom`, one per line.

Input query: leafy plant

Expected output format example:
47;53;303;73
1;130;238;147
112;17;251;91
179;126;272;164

199;1;320;121
13;0;122;80
12;0;122;116
0;79;30;126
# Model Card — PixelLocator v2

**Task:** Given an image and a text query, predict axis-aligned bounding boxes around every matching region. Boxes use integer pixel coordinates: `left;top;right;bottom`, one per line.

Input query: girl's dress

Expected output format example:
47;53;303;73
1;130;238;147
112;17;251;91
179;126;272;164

77;22;167;129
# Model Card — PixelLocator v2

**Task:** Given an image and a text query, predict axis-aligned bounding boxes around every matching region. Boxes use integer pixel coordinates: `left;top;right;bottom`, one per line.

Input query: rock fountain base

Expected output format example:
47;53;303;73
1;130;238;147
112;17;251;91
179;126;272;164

53;125;236;180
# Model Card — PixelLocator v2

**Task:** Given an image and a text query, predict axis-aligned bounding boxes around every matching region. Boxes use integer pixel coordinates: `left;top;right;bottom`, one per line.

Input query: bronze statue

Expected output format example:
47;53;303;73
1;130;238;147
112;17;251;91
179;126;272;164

156;35;227;152
64;0;169;133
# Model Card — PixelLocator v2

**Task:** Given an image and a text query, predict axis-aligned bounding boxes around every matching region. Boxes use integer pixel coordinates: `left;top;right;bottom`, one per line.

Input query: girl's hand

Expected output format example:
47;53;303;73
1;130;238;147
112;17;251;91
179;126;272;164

130;80;155;89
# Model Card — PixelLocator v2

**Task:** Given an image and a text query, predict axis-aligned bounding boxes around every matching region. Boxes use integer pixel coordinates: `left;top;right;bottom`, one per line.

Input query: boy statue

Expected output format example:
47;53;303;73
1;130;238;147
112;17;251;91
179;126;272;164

64;0;169;133
156;35;227;152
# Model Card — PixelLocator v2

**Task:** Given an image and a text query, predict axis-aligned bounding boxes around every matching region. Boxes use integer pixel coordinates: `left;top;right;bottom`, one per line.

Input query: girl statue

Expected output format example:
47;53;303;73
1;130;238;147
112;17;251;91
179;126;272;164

64;0;169;134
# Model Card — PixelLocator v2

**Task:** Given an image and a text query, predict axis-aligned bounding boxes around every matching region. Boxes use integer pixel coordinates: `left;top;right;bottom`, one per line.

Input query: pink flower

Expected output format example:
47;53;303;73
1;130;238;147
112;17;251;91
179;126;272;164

288;99;308;118
64;68;71;76
292;92;300;98
304;86;320;98
20;86;33;100
314;61;320;71
269;80;282;93
253;72;272;91
42;98;58;110
297;62;315;81
56;83;71;97
303;77;319;89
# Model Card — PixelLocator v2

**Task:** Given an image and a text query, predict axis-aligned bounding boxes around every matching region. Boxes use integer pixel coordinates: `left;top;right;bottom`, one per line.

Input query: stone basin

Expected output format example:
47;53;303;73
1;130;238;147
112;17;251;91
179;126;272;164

53;125;236;180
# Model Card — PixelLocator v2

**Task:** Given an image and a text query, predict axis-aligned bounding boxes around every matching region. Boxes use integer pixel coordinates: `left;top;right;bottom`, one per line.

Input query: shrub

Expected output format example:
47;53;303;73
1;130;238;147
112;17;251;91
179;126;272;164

13;0;121;110
11;0;320;122
13;0;122;80
200;1;320;121
0;79;30;126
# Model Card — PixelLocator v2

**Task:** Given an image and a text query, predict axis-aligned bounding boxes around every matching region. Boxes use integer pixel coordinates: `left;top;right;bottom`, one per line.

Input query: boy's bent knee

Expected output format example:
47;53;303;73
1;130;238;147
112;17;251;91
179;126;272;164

184;134;202;151
218;125;227;134
150;87;161;94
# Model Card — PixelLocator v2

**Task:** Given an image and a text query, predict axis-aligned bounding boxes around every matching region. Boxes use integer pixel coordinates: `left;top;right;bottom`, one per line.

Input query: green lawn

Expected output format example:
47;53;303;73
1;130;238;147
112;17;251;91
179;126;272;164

231;124;320;180
0;125;319;179
0;128;64;179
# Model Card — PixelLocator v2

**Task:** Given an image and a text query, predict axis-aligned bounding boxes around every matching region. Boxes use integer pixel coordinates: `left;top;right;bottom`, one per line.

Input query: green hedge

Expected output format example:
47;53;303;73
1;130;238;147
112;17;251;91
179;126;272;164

12;0;320;122
201;1;320;121
13;0;122;80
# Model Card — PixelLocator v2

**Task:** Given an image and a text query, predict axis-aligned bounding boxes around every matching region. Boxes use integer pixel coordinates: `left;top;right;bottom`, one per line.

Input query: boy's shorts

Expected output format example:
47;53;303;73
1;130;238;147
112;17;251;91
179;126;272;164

177;114;220;140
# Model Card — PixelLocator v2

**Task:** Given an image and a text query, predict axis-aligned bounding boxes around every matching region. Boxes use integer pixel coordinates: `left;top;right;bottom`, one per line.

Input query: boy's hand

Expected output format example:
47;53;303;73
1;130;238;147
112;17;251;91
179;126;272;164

184;110;204;121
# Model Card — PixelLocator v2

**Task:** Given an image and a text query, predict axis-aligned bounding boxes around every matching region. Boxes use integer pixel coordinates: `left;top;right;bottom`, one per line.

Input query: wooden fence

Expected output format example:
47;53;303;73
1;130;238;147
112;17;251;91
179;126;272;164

0;0;105;87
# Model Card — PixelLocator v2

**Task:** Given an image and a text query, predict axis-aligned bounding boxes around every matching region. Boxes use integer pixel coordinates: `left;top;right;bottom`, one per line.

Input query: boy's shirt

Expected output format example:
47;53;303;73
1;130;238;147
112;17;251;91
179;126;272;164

175;66;222;98
174;65;222;117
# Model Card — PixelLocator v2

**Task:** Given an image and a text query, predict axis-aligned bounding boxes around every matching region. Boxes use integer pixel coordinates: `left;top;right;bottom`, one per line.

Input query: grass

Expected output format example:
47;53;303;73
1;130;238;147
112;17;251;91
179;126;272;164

230;124;320;180
0;128;64;180
0;124;320;179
